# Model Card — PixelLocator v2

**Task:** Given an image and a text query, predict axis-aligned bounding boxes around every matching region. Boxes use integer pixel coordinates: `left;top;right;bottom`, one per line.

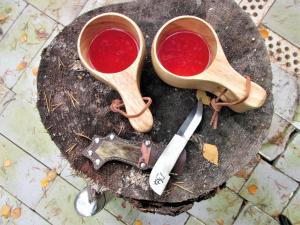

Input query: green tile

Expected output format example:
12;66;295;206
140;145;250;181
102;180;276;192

26;0;87;26
105;197;140;224
0;98;66;172
263;0;300;48
0;5;56;88
0;0;27;39
233;203;279;225
0;186;50;225
80;0;133;14
283;188;300;225
0;83;15;115
275;132;300;182
188;188;243;225
185;216;205;225
0;135;51;209
239;160;298;216
36;176;124;225
136;212;189;225
13;25;63;104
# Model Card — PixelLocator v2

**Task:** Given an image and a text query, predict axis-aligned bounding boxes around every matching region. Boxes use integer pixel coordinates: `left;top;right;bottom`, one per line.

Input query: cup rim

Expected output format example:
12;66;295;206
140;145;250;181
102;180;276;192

77;12;145;75
152;15;218;80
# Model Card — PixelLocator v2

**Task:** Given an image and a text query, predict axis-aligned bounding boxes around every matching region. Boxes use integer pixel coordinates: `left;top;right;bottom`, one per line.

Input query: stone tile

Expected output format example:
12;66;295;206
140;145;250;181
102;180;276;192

13;25;63;104
136;212;189;225
239;0;275;25
293;80;300;129
263;0;300;48
26;0;87;26
0;135;51;209
0;186;50;225
233;203;279;225
283;188;300;225
36;176;124;225
239;160;298;216
188;188;243;225
275;132;300;182
0;5;56;89
260;63;299;161
226;155;260;193
0;0;26;40
105;197;140;224
0;83;15;115
60;161;86;190
0;98;66;173
185;216;205;225
80;0;134;14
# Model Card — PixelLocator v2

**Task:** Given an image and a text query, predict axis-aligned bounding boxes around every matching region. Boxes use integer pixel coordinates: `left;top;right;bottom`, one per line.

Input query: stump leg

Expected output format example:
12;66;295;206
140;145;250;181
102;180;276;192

74;186;107;217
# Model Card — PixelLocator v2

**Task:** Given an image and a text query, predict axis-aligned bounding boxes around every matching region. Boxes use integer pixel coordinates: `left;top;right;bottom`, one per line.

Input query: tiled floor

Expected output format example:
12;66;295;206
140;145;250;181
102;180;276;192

0;0;300;224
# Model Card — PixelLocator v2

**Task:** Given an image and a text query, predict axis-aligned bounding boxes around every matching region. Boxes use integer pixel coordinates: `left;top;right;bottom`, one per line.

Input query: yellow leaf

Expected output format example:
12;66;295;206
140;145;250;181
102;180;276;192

203;143;218;165
0;204;11;219
11;207;21;219
247;184;257;195
134;219;143;225
0;14;8;25
32;67;38;76
19;33;28;43
196;90;211;105
16;61;27;71
47;169;57;181
3;159;12;168
259;27;269;39
40;178;49;188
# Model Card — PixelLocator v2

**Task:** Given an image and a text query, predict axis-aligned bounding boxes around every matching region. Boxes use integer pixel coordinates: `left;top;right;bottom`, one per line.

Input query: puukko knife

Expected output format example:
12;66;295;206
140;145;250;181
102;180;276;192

82;133;187;175
149;101;203;195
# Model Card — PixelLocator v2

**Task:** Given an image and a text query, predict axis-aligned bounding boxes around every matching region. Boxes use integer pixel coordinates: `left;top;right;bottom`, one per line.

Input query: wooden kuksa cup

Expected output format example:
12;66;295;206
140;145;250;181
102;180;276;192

78;12;153;133
151;16;267;112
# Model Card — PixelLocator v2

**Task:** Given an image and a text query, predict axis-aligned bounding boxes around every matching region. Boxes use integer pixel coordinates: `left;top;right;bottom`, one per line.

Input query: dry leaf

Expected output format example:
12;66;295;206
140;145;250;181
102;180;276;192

11;207;21;219
247;184;257;195
47;169;57;181
216;219;224;225
19;33;27;43
0;14;8;25
203;143;219;165
259;27;269;39
32;67;38;76
0;204;11;219
40;177;49;188
3;159;12;168
196;90;211;105
134;219;143;225
16;61;27;71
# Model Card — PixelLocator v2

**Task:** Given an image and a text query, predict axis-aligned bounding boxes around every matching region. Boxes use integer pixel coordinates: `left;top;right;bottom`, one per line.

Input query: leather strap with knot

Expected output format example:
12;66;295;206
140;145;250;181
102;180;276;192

210;76;251;129
110;97;152;118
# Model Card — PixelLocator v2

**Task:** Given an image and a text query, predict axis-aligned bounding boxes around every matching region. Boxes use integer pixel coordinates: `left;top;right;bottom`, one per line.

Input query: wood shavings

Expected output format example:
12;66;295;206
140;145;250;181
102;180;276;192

32;67;38;76
247;184;257;195
74;131;92;141
16;61;27;72
196;90;211;105
0;15;8;24
19;33;27;43
40;178;49;188
67;92;79;108
259;27;269;39
43;92;51;113
172;183;194;194
47;169;57;181
203;143;219;165
3;159;12;168
134;219;143;225
66;143;77;153
0;204;11;218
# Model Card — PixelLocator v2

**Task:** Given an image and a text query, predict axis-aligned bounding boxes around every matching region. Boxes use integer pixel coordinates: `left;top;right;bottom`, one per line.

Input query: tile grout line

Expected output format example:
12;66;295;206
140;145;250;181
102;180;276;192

0;1;28;42
0;184;52;225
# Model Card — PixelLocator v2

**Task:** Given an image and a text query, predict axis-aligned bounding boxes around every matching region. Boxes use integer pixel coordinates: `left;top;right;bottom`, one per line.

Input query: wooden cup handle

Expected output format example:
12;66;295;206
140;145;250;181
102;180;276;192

209;66;267;113
113;75;153;133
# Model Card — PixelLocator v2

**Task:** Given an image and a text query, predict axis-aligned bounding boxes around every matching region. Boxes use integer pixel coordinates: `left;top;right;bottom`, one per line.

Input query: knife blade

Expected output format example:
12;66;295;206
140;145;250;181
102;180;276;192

149;101;203;195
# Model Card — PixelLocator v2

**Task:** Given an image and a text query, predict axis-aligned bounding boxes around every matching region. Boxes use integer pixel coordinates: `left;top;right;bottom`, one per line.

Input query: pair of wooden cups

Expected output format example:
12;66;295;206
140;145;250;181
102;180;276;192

77;12;267;133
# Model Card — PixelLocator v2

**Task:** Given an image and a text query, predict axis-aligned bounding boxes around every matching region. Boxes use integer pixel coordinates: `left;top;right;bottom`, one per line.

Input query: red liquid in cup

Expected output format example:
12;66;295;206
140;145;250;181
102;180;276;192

157;30;210;76
89;28;139;73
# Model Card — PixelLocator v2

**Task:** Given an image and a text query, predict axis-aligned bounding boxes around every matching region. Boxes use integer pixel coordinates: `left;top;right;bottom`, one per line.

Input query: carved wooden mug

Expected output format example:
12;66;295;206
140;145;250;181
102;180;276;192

78;12;153;133
151;16;267;112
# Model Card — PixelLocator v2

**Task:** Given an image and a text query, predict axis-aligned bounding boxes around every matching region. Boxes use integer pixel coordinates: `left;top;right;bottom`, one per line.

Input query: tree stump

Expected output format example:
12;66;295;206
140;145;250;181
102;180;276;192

37;0;273;216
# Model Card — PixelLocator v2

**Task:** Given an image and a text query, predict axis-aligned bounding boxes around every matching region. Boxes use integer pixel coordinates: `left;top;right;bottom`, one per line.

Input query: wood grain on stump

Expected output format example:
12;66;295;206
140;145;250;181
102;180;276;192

37;0;273;215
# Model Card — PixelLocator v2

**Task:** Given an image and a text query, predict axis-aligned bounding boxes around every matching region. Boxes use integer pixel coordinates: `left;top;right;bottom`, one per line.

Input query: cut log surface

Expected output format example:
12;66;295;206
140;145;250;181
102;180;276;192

37;0;273;215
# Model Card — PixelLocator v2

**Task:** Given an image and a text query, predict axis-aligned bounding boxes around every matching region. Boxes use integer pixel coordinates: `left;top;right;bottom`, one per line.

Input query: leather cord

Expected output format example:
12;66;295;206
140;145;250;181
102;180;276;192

110;97;152;118
210;76;251;129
